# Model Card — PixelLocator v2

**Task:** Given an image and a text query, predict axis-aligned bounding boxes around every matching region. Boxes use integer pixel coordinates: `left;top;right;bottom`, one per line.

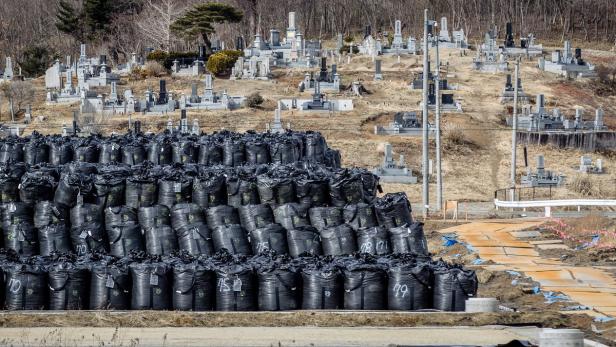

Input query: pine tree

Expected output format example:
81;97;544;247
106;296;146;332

171;3;243;54
83;0;114;39
55;0;84;42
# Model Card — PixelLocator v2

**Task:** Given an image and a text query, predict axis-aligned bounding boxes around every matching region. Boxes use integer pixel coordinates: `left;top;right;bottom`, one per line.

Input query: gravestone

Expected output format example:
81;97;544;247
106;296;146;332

439;17;450;42
521;155;565;187
372;143;417;183
3;57;13;81
392;20;403;49
374;59;383;80
579;156;603;174
45;60;63;89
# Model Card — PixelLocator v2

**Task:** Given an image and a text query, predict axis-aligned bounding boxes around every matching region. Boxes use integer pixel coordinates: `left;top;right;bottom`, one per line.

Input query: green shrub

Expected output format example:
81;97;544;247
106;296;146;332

246;92;264;108
147;50;202;69
206;51;240;76
19;45;56;77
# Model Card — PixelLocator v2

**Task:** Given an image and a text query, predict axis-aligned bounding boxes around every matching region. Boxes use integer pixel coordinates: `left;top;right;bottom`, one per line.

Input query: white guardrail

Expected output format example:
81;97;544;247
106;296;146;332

494;198;616;217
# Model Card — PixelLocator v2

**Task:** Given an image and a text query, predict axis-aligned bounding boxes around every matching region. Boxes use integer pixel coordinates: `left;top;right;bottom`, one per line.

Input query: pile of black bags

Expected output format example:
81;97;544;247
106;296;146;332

0;250;477;311
0;130;478;311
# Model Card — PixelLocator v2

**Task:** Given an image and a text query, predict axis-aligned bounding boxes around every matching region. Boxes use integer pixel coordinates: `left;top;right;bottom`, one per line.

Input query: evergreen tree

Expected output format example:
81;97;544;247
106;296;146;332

171;3;243;54
55;0;84;42
83;0;114;39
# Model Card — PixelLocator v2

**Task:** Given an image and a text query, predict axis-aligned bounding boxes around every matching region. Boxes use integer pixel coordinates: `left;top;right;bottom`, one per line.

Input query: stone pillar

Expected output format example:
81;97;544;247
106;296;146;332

3;57;13;80
110;81;118;102
374;59;383;81
594;109;604;129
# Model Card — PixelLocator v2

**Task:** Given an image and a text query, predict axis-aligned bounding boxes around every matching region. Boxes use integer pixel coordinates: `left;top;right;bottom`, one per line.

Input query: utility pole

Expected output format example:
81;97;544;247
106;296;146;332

435;36;443;212
421;9;430;219
510;59;520;200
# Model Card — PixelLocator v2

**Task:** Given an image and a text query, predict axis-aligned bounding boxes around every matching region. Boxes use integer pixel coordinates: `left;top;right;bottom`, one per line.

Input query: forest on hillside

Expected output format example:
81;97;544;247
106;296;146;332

1;0;616;76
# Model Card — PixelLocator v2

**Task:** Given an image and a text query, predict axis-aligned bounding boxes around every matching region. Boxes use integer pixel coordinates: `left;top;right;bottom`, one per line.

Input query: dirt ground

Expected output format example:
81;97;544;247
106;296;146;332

422;220;616;345
6;43;616;205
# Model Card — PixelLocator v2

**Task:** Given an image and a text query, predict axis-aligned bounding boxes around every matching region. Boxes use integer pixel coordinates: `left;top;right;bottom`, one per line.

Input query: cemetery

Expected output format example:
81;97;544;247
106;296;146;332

507;94;607;132
435;17;468;49
374;111;435;136
500;22;543;57
520;155;565;187
179;74;245;110
473;31;509;73
538;41;597;78
0;2;616;346
372;143;417;183
243;12;320;67
298;57;340;92
499;74;528;103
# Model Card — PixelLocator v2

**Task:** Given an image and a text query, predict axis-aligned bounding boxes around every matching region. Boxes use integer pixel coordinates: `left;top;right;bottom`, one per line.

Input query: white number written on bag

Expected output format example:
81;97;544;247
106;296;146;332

393;283;409;298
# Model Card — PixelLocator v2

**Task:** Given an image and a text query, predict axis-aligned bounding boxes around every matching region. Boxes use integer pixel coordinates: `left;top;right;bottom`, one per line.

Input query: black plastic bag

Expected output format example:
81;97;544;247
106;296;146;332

2;202;37;255
193;173;227;209
329;170;365;206
206;205;240;229
250;224;288;255
197;140;223;165
269;137;301;165
433;266;478;312
4;264;47;310
343;264;387;310
0;162;27;203
121;143;146;165
54;172;94;208
374;192;413;229
90;261;131;309
387;262;432;310
105;206;144;257
320;224;357;256
48;262;89;310
223;138;246;167
308;207;344;231
172;262;216;311
356;226;390;255
171;204;214;256
69;203;107;255
146;140;172;165
273;203;310;231
303;132;327;163
94;166;129;207
49;140;74;165
73;140;99;162
172;140;198;164
342;203;378;230
34;202;71;256
295;175;329;208
158;177;192;209
212;224;252;255
257;267;301;311
23;140;49;165
19;171;57;205
139;205;178;256
389;222;428;256
238;204;274;232
286;226;322;257
130;263;171;310
0;141;24;163
226;172;260;208
301;266;343;309
98;141;122;164
245;140;271;165
125;176;158;209
257;176;296;205
215;264;257;311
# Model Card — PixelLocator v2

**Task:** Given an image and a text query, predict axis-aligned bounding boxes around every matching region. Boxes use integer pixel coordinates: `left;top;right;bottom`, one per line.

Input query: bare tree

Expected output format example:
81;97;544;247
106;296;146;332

136;0;187;52
0;81;35;122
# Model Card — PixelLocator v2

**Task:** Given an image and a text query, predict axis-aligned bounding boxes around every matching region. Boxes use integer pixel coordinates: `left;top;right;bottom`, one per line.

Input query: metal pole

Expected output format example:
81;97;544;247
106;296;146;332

422;9;430;218
510;59;520;197
435;36;442;212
